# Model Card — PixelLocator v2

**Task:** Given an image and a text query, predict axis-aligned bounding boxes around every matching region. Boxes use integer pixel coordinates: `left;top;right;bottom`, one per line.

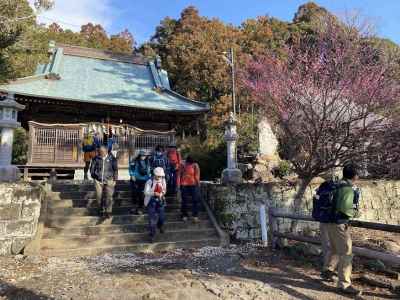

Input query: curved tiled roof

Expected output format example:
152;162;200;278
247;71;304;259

0;45;209;113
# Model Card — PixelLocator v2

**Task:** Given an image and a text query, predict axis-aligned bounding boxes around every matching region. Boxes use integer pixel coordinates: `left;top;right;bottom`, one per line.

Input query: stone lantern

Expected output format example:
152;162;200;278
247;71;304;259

221;112;242;184
0;93;25;182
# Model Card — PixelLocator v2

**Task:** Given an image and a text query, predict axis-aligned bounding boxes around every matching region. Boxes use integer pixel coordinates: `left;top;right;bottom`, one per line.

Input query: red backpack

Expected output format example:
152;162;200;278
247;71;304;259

167;148;181;167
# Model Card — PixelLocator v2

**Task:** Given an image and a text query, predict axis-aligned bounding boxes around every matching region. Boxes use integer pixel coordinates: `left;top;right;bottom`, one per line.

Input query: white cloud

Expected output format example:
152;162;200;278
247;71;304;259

29;0;118;31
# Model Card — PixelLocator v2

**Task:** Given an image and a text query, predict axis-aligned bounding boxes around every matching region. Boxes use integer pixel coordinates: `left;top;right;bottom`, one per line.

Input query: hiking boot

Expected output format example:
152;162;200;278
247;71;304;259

340;286;362;297
149;235;155;243
136;208;143;215
320;270;336;282
159;227;165;234
192;217;199;223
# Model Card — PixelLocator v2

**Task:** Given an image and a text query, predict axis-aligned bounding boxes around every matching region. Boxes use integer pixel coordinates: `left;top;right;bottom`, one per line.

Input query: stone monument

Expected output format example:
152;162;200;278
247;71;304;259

0;93;25;182
221;112;242;184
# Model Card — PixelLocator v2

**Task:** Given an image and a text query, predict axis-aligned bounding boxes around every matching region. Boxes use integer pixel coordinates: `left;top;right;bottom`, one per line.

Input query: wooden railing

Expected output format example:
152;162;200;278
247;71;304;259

268;208;400;266
27;121;175;167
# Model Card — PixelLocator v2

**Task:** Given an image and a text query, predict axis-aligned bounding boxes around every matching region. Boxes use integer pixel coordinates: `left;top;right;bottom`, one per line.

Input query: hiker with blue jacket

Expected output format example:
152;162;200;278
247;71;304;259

129;150;151;215
312;164;361;297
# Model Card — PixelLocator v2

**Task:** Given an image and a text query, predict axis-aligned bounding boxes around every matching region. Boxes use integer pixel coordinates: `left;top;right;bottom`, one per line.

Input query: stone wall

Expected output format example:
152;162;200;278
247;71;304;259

201;180;400;240
0;183;42;255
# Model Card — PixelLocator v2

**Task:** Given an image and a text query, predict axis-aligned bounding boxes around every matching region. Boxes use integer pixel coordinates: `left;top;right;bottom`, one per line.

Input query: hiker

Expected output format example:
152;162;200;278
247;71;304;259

107;129;119;157
180;155;200;222
313;164;361;296
144;167;167;242
93;131;102;152
82;131;96;180
166;142;181;195
90;145;118;218
129;150;151;214
150;145;169;177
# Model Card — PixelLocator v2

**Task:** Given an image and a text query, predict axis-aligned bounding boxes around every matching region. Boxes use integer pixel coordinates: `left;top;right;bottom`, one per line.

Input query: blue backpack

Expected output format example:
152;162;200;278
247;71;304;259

312;181;350;223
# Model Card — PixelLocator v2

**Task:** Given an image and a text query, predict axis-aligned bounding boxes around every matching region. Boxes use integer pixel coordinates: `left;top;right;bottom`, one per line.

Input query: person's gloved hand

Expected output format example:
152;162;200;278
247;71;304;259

130;176;136;182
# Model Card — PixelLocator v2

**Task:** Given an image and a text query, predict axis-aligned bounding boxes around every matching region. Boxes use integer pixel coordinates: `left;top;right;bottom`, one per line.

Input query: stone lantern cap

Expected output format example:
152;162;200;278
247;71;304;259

0;93;25;110
0;93;25;128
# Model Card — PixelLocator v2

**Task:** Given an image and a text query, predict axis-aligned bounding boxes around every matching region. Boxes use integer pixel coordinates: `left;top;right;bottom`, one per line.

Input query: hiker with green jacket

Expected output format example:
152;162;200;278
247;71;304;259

318;164;361;296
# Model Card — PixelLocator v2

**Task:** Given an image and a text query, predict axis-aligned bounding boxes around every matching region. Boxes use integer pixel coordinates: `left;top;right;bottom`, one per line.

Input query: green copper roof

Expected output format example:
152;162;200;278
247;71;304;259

0;46;208;113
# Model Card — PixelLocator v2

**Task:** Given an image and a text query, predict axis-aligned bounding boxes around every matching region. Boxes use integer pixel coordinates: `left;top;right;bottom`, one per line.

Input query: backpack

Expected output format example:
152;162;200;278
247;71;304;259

167;149;180;167
82;136;95;152
136;160;148;176
181;163;199;185
151;154;167;171
312;181;352;223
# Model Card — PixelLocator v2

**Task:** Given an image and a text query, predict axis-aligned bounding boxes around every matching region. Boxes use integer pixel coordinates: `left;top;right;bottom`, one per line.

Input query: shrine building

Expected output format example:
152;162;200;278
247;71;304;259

0;42;209;179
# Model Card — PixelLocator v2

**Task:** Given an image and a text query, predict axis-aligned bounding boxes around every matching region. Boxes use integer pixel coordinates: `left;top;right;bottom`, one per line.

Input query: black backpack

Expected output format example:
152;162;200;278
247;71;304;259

312;181;351;223
136;160;149;176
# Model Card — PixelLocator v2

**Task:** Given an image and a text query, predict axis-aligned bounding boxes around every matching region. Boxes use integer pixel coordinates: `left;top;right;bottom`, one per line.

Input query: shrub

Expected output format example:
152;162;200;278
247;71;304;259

12;127;28;165
272;160;292;179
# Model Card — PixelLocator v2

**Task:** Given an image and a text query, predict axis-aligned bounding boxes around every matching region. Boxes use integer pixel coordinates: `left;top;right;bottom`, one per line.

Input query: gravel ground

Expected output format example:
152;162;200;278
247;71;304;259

0;243;398;300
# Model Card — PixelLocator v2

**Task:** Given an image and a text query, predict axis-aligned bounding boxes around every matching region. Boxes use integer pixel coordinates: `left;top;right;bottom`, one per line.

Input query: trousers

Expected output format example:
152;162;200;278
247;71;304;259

94;179;115;213
147;198;165;237
131;179;146;208
181;185;199;217
321;222;353;289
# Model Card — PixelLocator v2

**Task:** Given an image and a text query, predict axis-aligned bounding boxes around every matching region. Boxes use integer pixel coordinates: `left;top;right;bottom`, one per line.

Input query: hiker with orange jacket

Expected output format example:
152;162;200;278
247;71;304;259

180;155;200;222
166;142;182;195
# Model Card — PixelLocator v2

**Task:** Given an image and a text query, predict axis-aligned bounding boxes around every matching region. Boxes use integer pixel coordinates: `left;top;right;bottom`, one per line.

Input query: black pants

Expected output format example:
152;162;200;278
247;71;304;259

181;186;199;217
131;179;146;208
84;161;90;179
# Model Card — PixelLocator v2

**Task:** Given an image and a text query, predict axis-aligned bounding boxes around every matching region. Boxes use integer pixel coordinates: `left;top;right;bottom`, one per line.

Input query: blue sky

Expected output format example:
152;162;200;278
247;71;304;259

31;0;400;45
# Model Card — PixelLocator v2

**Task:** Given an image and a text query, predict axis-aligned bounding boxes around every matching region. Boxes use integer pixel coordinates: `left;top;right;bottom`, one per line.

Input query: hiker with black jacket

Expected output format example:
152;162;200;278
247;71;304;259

129;150;151;214
90;145;118;218
313;164;361;296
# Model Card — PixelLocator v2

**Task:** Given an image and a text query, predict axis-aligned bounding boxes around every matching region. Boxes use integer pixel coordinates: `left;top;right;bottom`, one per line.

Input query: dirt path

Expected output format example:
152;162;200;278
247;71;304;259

0;244;397;300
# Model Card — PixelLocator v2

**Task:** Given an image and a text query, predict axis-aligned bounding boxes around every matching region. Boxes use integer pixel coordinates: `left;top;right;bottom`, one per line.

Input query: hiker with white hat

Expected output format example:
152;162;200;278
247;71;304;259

144;167;167;242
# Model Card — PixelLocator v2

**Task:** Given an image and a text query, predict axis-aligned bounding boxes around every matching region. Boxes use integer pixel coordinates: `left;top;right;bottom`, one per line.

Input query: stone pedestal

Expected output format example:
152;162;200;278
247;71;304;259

221;113;242;184
0;166;20;182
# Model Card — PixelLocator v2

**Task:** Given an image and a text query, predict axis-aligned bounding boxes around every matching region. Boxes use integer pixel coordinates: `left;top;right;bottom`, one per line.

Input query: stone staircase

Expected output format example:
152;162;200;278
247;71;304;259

39;181;223;256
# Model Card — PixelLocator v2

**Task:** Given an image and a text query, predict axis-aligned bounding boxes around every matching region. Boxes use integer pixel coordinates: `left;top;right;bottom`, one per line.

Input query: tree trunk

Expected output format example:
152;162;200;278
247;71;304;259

290;177;313;233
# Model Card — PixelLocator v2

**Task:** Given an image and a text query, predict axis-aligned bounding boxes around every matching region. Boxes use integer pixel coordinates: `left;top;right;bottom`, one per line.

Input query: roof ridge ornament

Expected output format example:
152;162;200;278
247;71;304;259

155;55;162;69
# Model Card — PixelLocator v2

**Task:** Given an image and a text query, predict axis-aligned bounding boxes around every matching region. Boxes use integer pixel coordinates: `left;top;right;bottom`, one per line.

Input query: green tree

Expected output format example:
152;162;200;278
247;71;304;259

0;0;50;82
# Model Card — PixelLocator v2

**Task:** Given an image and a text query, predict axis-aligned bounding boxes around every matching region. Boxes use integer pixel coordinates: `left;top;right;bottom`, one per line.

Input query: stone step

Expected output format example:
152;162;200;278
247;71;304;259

41;229;217;250
47;204;200;216
47;198;182;208
52;183;131;192
51;182;180;193
40;238;220;257
46;212;208;228
43;220;213;238
48;191;177;201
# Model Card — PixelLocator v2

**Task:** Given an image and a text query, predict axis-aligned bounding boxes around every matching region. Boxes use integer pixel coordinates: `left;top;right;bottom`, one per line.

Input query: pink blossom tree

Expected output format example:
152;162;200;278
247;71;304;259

240;17;400;211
